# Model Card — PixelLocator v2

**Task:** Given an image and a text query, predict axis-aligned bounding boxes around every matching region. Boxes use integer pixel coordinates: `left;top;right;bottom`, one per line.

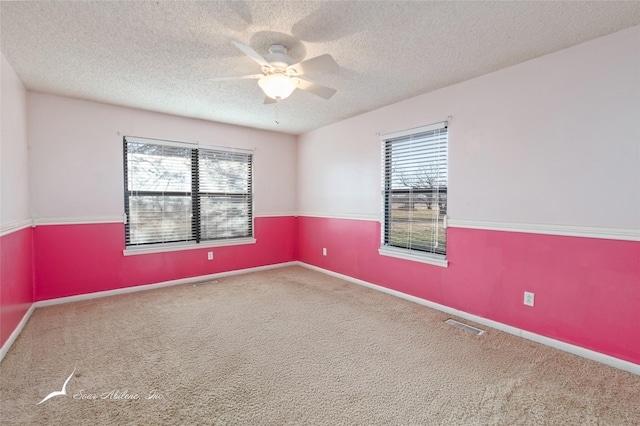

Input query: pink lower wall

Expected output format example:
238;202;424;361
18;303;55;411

298;216;640;365
33;216;297;301
0;227;34;348
4;214;638;367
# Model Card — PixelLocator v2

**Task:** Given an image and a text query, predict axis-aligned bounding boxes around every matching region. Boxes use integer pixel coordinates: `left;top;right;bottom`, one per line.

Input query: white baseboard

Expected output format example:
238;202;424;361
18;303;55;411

0;303;35;362
297;262;640;376
35;261;298;308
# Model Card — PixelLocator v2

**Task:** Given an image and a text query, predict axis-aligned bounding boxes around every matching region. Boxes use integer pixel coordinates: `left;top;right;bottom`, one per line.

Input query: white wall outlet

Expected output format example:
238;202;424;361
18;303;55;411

322;248;327;256
207;252;213;260
524;291;534;307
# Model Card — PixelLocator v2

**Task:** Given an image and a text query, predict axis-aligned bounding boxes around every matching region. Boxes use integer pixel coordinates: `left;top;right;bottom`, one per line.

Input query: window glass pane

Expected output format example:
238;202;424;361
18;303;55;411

200;196;251;239
127;142;191;192
128;195;193;244
388;193;446;254
388;133;447;190
199;150;251;194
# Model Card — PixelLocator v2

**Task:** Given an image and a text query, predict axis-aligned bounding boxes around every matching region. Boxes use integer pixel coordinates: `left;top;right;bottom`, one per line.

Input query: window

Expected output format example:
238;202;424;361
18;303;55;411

380;122;448;265
123;137;253;248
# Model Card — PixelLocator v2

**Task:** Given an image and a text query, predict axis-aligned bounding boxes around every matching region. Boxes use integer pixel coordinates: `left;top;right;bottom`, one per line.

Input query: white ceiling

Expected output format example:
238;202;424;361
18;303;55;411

2;1;639;135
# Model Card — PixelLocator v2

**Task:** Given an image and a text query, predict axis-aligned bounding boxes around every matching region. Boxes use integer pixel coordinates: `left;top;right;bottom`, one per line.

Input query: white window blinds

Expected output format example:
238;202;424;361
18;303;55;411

124;137;252;247
382;122;448;256
197;149;253;241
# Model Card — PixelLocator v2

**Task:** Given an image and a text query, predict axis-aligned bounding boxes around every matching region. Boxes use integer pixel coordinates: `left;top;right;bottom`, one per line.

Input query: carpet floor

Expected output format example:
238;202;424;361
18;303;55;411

1;266;639;425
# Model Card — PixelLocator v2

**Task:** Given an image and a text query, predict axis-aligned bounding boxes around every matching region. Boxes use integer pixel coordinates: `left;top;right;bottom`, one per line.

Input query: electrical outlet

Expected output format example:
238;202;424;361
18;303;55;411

524;291;534;307
207;252;213;260
322;248;327;256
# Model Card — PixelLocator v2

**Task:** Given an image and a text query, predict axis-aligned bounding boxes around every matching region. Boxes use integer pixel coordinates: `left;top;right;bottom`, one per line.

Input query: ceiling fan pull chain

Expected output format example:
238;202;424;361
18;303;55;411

275;103;280;125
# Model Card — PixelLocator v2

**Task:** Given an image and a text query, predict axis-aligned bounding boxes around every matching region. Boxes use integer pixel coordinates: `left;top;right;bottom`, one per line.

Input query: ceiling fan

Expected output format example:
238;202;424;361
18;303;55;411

211;40;338;103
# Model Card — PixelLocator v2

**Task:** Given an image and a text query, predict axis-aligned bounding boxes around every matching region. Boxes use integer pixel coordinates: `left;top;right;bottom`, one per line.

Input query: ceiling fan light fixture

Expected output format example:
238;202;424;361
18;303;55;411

258;73;297;100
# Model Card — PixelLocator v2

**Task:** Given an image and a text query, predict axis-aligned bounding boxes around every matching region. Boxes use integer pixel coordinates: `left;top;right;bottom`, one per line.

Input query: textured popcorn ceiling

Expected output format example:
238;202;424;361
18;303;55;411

1;1;639;134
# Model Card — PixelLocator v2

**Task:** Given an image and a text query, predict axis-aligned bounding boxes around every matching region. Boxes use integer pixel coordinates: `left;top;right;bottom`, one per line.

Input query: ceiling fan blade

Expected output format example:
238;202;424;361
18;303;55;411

263;96;278;105
231;40;272;69
295;77;337;99
287;54;338;76
208;74;263;82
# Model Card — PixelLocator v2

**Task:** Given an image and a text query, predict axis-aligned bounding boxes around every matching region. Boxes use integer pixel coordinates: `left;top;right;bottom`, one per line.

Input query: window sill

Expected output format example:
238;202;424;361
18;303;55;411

123;237;256;256
378;246;448;268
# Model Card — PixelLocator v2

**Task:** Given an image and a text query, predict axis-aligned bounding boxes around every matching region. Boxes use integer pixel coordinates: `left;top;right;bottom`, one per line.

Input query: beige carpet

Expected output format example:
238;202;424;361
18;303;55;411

1;266;639;425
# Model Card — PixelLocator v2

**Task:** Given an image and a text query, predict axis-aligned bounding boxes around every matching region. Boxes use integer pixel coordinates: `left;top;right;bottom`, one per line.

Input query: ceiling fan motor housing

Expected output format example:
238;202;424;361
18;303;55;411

265;45;294;72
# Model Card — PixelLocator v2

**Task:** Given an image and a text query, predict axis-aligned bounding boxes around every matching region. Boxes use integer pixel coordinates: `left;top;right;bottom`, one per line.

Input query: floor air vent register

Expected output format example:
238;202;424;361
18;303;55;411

445;319;485;336
193;280;219;287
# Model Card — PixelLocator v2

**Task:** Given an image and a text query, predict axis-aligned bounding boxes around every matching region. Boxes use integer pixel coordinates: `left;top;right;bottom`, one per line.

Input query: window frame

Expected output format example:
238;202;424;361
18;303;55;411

123;136;255;255
378;122;449;268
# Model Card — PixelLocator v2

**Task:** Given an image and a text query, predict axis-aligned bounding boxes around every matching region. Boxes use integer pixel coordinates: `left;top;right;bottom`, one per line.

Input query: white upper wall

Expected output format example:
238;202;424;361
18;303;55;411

1;53;31;227
28;93;297;220
298;26;640;229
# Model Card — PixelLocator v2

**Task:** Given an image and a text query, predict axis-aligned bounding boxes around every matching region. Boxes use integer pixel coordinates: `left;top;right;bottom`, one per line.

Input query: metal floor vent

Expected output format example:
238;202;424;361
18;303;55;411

445;319;484;336
193;280;219;287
